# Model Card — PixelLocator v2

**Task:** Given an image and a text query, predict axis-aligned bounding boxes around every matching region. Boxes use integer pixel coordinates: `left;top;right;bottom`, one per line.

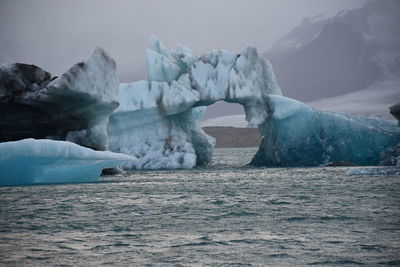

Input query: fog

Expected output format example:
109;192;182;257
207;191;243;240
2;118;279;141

0;0;365;80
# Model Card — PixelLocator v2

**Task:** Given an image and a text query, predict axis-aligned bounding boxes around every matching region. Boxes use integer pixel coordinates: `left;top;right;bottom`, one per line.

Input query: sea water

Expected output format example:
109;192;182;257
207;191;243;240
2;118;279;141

0;148;399;266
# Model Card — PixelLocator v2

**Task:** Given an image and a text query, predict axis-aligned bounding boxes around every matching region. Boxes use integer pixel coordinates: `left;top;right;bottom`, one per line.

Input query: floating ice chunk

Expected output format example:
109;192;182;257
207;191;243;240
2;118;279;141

0;139;135;186
251;95;400;167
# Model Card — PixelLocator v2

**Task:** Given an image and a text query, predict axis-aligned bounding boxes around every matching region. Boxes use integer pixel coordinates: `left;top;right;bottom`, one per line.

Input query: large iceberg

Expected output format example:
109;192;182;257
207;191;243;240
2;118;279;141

107;36;282;169
251;96;400;167
0;47;119;151
109;36;400;169
0;139;135;186
2;35;397;171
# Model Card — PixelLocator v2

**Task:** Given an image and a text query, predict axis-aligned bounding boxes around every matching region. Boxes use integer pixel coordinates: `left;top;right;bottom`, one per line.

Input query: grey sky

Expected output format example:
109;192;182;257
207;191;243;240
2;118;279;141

0;0;366;81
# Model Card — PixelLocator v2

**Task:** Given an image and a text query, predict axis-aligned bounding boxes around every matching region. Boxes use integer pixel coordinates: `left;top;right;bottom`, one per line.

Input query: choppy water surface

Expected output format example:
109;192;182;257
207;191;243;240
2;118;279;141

1;148;399;266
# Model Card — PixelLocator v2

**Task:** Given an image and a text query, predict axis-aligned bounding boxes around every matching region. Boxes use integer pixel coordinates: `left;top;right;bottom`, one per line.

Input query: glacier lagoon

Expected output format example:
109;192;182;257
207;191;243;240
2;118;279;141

1;148;399;266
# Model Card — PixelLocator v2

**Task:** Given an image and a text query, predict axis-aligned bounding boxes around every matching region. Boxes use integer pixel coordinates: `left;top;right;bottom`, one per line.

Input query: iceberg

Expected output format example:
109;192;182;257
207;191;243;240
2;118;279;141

107;36;282;169
0;47;119;151
251;96;400;167
4;35;395;171
0;139;135;186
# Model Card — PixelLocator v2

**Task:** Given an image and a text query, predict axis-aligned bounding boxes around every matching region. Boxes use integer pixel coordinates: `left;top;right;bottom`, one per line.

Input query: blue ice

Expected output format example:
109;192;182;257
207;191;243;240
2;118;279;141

0;139;135;186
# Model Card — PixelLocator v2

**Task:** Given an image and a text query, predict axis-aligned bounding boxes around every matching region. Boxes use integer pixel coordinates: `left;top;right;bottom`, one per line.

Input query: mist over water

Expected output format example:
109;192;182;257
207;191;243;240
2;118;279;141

0;148;399;265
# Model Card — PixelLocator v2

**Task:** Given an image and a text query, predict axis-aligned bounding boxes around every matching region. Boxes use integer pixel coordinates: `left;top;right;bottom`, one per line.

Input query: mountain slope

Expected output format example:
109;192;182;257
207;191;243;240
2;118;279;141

201;80;399;128
265;0;400;101
307;79;400;120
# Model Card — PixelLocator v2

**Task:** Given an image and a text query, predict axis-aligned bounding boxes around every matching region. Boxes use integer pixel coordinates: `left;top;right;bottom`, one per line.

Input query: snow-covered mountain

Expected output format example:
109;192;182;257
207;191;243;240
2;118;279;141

307;78;400;120
265;0;400;101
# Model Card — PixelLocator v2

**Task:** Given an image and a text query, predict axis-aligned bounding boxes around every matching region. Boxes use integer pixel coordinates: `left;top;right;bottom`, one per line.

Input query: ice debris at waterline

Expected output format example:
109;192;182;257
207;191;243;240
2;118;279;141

251;96;400;167
107;36;282;169
0;47;119;151
346;167;400;176
0;139;135;186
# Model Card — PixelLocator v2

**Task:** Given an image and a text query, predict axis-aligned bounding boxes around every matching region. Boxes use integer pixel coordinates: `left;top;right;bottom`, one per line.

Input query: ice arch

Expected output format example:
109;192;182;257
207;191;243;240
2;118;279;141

107;36;282;169
107;36;400;169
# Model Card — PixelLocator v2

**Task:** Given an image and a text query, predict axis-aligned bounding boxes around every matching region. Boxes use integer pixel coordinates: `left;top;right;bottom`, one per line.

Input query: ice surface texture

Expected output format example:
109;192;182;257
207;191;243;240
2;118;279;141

0;48;119;150
251;96;400;167
107;36;281;169
0;139;135;186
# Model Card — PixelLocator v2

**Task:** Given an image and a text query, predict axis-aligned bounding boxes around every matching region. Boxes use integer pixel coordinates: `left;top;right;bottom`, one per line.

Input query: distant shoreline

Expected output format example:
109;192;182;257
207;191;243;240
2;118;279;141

202;126;261;148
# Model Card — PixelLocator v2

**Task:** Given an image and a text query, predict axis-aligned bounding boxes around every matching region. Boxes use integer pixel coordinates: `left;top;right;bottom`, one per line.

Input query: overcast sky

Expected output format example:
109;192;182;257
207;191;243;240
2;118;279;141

0;0;366;81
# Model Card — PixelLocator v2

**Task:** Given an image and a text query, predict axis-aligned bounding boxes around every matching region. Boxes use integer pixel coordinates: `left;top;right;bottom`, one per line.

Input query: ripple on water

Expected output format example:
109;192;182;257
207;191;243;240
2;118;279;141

0;148;399;266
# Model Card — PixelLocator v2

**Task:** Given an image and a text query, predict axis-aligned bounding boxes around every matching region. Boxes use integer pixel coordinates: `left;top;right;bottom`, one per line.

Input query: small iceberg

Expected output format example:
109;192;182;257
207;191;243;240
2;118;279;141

0;139;136;186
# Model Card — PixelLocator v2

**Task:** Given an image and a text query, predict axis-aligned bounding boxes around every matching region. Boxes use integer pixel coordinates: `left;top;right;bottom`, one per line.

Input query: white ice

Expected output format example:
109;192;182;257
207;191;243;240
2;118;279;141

46;47;119;150
107;36;282;169
146;49;181;83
